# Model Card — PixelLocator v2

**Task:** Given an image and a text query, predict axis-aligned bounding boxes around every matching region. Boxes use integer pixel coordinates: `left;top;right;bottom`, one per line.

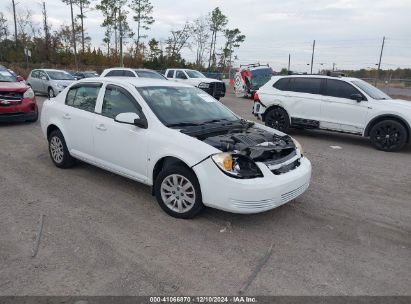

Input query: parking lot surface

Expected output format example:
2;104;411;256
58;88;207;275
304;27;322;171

0;92;410;296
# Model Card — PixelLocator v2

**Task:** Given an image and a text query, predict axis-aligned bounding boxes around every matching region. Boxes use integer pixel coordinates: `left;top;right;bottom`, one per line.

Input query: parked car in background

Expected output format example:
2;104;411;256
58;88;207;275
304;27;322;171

73;71;99;79
101;68;167;80
234;63;274;98
253;74;411;151
165;68;226;100
27;69;76;98
40;77;311;218
0;66;38;122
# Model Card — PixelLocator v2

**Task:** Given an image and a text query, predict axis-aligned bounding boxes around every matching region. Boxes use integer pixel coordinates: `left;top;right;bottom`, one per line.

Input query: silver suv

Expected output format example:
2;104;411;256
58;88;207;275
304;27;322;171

27;69;76;98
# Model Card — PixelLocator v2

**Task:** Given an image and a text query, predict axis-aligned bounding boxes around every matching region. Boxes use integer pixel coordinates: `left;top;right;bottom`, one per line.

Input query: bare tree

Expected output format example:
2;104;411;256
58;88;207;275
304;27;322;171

41;1;50;60
0;12;9;61
192;16;210;66
165;22;192;59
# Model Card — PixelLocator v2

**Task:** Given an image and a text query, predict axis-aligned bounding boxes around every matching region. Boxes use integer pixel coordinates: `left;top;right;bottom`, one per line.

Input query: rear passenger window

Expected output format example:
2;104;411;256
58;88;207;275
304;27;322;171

324;79;361;99
105;70;124;77
273;78;290;91
289;78;322;94
65;84;101;112
167;70;175;78
102;86;140;119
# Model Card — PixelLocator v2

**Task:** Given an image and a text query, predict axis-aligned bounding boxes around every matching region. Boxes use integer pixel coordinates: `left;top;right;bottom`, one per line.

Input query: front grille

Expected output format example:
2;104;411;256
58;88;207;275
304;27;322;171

231;198;277;210
271;159;301;175
281;183;309;203
209;82;226;97
0;91;23;106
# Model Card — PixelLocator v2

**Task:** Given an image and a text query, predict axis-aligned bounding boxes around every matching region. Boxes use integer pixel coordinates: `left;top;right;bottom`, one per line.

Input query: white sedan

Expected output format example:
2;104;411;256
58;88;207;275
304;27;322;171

40;77;311;218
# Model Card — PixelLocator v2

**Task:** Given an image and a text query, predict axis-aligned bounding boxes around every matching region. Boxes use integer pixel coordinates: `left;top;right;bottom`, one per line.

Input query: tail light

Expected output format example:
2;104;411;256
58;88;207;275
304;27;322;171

253;92;260;102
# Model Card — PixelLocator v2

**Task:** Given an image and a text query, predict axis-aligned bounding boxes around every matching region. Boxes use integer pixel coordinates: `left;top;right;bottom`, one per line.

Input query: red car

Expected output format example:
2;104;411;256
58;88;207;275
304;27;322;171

0;66;38;123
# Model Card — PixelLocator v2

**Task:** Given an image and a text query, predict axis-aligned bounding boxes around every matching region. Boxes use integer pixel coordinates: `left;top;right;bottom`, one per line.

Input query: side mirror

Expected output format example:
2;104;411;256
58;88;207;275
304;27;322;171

41;76;48;81
16;75;25;82
115;112;148;129
350;94;364;102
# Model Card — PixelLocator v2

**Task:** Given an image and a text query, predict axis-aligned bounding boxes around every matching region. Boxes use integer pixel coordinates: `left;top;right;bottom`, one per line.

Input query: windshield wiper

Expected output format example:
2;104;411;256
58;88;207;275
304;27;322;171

166;122;203;127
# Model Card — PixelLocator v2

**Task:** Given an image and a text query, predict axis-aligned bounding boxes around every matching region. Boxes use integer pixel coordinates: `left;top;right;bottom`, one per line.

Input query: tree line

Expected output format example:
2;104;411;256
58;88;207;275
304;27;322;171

0;0;245;75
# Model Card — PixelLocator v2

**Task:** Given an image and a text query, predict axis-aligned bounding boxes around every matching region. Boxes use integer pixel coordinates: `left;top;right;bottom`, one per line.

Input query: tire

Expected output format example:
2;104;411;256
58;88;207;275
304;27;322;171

48;87;55;98
369;120;407;152
26;108;38;122
154;165;204;219
48;129;75;168
264;107;290;133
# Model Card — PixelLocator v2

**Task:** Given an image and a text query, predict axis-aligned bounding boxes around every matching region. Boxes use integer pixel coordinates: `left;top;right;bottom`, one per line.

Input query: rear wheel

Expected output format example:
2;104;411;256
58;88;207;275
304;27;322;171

48;130;75;168
154;165;204;219
265;107;290;133
369;120;407;152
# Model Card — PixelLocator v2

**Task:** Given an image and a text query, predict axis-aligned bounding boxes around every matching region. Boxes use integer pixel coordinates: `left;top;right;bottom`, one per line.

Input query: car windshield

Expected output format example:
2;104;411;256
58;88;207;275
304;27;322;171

184;70;206;78
0;69;17;82
352;80;391;100
137;86;239;126
135;70;166;80
250;68;273;89
47;71;75;80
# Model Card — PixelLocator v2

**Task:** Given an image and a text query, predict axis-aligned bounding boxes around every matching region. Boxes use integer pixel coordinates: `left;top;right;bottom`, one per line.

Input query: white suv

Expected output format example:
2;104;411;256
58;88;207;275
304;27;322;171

40;77;311;218
253;75;411;151
165;69;226;100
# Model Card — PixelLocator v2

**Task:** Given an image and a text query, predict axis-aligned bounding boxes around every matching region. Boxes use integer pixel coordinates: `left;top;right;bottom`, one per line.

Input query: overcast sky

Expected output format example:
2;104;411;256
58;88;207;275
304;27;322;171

1;0;410;72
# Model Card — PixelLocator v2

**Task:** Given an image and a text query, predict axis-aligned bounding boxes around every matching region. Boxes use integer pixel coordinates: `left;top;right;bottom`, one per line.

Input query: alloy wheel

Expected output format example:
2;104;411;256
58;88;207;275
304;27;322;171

160;174;196;213
50;136;64;163
266;108;288;131
373;123;403;150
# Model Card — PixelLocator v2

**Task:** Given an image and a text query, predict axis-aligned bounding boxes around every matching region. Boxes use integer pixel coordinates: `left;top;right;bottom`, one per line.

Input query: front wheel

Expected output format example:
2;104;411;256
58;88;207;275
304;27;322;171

48;130;76;168
265;107;290;133
48;87;55;98
154;165;204;219
369;120;407;152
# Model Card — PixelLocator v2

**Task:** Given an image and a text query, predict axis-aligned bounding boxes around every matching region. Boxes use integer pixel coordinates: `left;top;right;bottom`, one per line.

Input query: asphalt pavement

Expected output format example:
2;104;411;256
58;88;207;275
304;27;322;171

0;93;410;296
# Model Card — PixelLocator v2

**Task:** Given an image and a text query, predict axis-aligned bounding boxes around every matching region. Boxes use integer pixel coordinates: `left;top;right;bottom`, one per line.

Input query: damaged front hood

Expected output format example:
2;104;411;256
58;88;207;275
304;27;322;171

201;125;296;162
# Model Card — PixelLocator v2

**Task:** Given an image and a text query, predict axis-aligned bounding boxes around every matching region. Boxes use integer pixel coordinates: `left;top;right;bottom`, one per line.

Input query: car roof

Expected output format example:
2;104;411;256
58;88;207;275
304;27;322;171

276;74;359;82
78;76;193;88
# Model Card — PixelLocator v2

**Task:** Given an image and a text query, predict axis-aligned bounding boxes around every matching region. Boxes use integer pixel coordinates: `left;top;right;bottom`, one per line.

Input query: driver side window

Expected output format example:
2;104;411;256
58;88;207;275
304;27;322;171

102;85;140;119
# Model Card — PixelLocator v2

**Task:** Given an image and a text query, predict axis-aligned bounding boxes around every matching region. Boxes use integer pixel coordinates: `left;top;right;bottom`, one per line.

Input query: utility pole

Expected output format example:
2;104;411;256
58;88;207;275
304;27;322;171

119;6;123;67
42;1;49;61
375;36;385;86
11;0;18;48
288;53;291;72
310;40;315;74
69;0;78;69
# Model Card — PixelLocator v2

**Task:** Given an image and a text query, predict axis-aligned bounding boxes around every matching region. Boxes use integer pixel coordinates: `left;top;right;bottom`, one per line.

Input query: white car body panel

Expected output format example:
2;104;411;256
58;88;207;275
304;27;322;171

41;77;312;214
255;75;411;137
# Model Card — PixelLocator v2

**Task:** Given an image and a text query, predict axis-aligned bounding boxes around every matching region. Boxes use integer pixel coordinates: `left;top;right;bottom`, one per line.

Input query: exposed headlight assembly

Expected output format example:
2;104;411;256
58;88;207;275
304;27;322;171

211;153;263;179
23;88;35;99
198;82;210;89
292;138;304;155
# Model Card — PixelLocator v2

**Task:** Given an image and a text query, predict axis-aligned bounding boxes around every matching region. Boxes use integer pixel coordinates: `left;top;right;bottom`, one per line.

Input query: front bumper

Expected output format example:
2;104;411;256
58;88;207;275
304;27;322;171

199;82;226;99
193;156;312;214
0;98;38;122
